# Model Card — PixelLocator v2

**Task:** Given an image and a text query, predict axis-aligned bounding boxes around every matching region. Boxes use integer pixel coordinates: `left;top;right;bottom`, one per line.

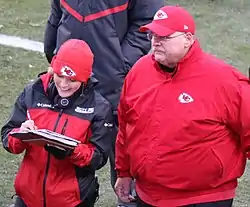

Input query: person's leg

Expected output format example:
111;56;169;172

184;199;233;207
136;195;155;207
109;114;137;207
109;114;118;189
14;197;28;207
76;201;95;207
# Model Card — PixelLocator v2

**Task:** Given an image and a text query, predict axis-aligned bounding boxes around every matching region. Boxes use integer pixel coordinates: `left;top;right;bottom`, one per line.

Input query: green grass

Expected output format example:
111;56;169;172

0;0;250;206
0;47;46;207
168;0;250;73
0;0;49;41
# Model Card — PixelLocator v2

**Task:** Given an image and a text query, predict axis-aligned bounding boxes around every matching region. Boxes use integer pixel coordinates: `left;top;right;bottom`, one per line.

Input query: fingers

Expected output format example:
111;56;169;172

117;190;130;203
115;182;130;203
20;120;37;132
128;194;136;202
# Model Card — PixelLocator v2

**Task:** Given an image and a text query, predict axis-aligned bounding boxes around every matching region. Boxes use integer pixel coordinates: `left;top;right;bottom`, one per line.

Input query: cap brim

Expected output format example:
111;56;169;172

139;22;175;36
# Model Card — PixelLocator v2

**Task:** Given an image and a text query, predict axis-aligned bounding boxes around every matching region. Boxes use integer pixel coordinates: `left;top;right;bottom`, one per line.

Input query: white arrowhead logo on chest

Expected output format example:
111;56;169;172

178;93;194;103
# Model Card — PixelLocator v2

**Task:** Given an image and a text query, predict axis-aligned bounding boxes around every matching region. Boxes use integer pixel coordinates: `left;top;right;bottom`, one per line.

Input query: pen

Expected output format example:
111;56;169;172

27;110;31;120
26;110;38;131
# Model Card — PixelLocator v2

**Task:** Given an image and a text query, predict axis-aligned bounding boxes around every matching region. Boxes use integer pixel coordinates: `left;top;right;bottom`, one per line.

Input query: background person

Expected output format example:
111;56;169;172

43;1;165;206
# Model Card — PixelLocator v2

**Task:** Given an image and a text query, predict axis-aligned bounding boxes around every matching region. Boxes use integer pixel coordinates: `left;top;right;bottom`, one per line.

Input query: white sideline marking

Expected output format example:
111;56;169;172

0;34;44;53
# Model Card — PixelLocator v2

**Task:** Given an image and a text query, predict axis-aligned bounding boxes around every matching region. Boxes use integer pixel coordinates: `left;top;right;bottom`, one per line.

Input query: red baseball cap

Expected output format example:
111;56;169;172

51;39;94;83
140;5;196;36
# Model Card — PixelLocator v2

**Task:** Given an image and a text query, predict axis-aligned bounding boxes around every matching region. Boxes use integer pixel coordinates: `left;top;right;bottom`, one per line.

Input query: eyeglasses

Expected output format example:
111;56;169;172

147;32;185;42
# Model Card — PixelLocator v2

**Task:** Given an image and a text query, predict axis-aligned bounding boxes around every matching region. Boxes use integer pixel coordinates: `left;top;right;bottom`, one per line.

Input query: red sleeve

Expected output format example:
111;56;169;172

236;81;250;157
8;128;30;154
69;143;94;167
221;72;250;159
115;80;132;177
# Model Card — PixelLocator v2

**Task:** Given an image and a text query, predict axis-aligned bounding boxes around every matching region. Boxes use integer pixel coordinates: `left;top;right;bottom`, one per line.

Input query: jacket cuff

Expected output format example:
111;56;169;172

69;144;93;167
117;171;132;178
8;128;29;153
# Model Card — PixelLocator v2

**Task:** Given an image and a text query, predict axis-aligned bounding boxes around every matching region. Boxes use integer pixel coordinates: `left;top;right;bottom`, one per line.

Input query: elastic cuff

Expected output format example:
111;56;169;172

117;171;132;177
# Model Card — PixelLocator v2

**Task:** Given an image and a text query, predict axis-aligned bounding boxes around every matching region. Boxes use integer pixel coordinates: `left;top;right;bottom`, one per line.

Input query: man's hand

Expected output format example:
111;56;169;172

115;177;135;203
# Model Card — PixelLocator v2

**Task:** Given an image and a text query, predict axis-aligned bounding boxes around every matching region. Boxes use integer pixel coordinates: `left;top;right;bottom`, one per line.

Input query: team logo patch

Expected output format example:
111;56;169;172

61;66;76;77
75;106;95;114
154;10;168;20
178;93;194;104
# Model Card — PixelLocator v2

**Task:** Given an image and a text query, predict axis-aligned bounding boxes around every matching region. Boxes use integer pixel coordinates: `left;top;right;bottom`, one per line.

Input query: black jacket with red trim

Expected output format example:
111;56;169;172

1;73;113;207
44;0;165;111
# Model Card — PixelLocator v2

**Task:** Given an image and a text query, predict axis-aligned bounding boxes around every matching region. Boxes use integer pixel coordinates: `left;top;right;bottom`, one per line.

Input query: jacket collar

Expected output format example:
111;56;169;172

178;40;202;67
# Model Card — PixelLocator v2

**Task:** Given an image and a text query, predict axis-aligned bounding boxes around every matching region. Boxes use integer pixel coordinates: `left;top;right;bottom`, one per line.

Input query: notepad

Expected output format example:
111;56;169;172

10;129;80;149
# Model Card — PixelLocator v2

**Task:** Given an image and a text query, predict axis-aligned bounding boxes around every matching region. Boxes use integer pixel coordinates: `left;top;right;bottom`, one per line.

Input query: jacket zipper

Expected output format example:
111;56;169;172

42;109;63;207
61;118;68;135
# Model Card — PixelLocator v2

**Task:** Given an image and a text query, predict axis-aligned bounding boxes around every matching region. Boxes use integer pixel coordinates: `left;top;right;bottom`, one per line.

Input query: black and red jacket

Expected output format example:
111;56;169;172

1;73;113;207
44;0;165;111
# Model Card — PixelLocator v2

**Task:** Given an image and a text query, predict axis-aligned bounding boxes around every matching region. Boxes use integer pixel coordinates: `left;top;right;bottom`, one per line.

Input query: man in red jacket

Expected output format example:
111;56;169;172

115;5;250;207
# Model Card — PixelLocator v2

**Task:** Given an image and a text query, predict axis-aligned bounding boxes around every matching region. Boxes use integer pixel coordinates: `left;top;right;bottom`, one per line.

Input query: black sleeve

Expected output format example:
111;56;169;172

69;99;113;170
121;0;165;72
44;0;62;63
1;90;28;153
89;102;113;170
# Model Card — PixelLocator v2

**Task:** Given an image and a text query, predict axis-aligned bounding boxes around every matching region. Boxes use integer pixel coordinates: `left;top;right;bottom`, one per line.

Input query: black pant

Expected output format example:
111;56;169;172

14;196;96;207
136;196;233;207
14;197;27;207
109;114;119;189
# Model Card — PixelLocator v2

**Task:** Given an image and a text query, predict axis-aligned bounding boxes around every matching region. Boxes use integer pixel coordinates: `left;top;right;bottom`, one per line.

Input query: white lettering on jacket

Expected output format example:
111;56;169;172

37;103;54;108
75;107;94;114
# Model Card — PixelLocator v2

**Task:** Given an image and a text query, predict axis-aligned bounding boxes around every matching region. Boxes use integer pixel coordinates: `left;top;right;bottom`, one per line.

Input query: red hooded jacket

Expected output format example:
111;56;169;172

116;41;250;206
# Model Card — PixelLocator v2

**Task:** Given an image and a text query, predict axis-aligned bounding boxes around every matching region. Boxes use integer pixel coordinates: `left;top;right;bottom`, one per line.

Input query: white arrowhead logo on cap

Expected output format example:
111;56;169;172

61;66;76;77
154;10;168;20
184;25;189;30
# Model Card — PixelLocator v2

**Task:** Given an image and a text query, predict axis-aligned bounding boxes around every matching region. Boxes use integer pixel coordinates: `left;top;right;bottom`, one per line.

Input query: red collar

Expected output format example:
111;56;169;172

178;40;202;66
40;73;53;94
153;40;203;79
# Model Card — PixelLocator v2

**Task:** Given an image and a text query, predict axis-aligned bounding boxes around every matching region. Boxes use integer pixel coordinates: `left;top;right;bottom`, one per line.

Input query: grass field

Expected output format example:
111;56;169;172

0;0;250;206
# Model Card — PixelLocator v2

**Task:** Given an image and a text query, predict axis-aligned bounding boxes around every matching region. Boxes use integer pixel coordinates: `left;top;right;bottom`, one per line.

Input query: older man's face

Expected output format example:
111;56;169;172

151;32;193;67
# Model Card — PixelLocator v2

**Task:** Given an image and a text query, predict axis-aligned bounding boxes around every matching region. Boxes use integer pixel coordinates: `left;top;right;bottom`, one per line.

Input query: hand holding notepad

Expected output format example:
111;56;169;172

10;129;80;149
11;110;79;149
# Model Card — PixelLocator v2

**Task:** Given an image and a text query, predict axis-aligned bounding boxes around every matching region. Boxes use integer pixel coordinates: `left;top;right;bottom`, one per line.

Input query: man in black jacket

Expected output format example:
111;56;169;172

44;1;165;206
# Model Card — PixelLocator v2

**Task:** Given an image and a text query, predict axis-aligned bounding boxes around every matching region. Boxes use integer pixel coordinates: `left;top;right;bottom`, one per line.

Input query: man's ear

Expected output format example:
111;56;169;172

184;32;195;48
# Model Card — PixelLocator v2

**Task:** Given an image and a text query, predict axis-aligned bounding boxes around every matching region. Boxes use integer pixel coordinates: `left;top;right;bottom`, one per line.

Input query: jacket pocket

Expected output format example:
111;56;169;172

152;148;224;191
210;148;223;179
209;140;244;181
